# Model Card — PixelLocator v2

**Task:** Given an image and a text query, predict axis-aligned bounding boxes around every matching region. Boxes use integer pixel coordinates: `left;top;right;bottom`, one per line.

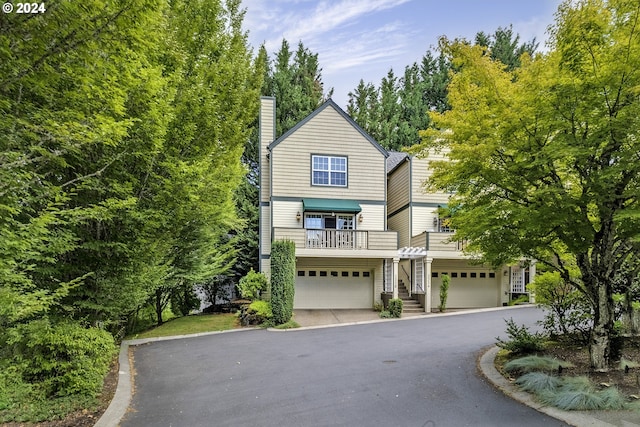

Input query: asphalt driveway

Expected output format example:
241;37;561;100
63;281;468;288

120;307;569;426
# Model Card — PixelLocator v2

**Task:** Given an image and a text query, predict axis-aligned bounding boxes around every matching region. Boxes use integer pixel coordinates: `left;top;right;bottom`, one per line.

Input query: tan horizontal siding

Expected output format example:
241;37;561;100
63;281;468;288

273;228;306;248
359;204;385;231
272;201;303;228
411;153;450;204
260;98;275;203
260;206;271;255
388;209;410;248
411;231;428;248
271;107;385;201
412;206;439;235
387;161;410;214
367;230;398;250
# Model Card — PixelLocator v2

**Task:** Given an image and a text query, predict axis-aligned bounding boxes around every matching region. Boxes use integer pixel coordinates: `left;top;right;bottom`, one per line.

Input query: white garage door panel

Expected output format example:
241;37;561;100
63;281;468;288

294;274;373;309
431;276;498;308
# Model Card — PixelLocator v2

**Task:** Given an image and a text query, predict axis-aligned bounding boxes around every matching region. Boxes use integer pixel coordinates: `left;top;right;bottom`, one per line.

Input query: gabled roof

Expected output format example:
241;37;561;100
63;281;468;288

267;98;388;157
386;151;409;175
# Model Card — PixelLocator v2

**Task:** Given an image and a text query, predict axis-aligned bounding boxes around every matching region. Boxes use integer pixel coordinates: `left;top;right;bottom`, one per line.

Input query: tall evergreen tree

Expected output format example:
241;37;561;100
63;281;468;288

347;79;379;132
270;39;328;136
347;26;534;150
228;40;328;291
475;25;539;70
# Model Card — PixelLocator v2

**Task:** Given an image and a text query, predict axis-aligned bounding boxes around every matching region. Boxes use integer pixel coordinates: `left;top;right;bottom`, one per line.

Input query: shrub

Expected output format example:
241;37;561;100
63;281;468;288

496;318;546;354
238;300;272;326
249;300;272;318
388;298;403;318
528;271;592;342
270;240;295;324
6;319;116;397
238;268;268;300
379;310;393;319
508;294;529;306
439;274;450;312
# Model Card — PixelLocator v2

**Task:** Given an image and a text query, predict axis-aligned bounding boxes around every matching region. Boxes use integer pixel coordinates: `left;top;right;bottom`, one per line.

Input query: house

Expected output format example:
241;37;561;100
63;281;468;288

259;97;534;311
386;151;536;311
259;97;398;309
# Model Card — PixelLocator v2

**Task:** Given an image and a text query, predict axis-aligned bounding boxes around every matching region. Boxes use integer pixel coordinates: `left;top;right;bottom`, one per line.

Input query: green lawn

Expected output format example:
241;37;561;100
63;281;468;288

127;313;239;340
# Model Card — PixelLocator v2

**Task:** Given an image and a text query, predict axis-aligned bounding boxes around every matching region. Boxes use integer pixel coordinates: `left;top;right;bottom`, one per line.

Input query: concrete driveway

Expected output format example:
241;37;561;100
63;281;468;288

118;306;569;426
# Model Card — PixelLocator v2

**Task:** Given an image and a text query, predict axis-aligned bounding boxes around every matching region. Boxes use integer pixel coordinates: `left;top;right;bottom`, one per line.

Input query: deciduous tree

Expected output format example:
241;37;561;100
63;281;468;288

415;0;640;370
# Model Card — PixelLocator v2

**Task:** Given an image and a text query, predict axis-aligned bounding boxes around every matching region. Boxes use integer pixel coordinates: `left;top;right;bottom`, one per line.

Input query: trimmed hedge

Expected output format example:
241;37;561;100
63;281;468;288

439;273;450;312
270;240;295;324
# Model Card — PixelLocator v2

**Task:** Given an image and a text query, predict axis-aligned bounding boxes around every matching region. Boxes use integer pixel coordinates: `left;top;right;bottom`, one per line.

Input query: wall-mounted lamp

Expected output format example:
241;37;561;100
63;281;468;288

358;213;363;223
296;211;301;221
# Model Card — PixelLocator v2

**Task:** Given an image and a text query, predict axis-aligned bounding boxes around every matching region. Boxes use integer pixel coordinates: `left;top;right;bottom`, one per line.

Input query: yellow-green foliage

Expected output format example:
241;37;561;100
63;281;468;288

238;269;269;300
248;300;272;319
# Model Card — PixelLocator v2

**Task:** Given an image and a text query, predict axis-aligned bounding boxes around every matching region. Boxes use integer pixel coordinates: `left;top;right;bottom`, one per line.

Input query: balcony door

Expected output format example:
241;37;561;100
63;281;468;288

304;213;354;230
305;213;355;248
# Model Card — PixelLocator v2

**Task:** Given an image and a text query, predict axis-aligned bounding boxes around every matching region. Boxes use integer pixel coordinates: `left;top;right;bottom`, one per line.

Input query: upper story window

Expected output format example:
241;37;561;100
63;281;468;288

312;155;347;187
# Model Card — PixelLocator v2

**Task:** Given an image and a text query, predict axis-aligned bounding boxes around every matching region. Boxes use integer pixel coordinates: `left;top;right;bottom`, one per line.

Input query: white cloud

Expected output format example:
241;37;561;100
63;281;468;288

245;0;413;58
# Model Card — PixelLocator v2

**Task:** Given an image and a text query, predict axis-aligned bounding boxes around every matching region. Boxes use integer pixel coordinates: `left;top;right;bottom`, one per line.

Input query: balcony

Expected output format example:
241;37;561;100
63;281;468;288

273;228;398;256
411;231;469;253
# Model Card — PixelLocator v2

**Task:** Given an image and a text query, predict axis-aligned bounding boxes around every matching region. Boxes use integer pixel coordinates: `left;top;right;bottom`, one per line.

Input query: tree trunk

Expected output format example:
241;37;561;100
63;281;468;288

589;281;614;371
155;288;164;326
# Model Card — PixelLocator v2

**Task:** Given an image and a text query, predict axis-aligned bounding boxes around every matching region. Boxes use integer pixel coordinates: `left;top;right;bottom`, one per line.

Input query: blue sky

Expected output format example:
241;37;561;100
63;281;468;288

243;0;563;108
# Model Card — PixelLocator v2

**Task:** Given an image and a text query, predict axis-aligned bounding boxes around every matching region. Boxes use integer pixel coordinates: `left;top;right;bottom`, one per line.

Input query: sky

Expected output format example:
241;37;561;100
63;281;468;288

243;0;563;108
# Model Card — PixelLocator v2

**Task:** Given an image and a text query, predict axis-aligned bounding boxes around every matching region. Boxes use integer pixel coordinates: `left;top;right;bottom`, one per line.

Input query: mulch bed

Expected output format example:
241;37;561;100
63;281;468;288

498;337;640;398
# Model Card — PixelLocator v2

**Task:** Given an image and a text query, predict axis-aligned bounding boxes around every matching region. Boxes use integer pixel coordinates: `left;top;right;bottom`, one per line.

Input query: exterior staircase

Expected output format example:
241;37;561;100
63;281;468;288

397;280;424;313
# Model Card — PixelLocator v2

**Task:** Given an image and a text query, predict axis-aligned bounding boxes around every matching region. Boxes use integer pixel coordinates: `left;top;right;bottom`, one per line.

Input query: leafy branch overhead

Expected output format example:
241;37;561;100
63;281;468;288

414;0;640;370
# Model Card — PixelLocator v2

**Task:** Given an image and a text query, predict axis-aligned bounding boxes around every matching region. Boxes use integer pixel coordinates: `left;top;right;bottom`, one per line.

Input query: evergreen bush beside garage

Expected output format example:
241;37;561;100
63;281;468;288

270;240;295;324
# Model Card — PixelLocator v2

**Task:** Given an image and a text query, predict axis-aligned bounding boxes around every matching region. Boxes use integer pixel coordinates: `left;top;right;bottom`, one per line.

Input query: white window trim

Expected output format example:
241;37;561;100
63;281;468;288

312;155;347;187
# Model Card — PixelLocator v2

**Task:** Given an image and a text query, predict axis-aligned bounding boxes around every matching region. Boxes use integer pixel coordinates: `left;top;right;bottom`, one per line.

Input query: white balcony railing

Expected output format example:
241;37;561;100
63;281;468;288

272;228;398;252
306;229;368;249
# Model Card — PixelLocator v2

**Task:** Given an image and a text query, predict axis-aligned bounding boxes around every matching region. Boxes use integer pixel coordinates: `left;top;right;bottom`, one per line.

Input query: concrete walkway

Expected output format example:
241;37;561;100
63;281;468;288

291;308;424;327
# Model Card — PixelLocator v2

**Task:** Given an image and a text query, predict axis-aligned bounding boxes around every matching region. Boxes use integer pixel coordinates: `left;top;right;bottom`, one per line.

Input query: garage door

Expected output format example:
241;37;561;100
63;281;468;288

430;270;499;308
294;269;373;309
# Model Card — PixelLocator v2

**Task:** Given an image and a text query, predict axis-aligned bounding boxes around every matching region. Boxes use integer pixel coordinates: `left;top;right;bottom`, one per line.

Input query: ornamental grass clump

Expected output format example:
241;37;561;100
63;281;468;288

504;355;574;374
514;372;562;394
513;372;629;411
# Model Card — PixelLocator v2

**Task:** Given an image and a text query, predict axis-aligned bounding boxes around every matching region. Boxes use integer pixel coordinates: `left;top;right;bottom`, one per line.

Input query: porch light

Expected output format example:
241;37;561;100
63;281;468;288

296;211;301;221
358;213;363;223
